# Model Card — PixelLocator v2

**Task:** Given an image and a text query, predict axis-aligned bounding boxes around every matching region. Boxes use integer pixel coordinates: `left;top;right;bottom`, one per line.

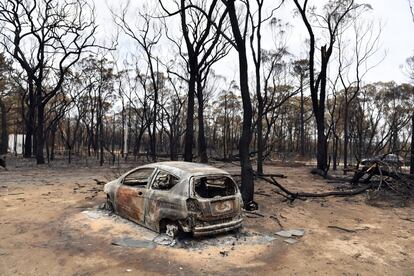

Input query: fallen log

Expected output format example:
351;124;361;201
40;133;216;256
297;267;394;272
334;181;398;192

257;175;372;202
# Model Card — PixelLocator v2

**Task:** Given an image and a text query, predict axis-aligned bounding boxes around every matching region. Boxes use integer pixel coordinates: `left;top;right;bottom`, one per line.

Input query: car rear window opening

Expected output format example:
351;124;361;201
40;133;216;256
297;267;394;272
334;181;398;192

193;176;236;198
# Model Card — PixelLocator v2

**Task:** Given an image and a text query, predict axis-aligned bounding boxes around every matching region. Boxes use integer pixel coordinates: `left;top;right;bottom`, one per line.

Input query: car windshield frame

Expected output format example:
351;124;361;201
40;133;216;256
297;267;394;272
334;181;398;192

149;168;181;191
121;166;156;188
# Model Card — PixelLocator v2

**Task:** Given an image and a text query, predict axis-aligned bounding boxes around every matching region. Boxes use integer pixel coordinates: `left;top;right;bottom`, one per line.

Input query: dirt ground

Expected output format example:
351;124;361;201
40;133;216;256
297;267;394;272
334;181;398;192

0;162;413;275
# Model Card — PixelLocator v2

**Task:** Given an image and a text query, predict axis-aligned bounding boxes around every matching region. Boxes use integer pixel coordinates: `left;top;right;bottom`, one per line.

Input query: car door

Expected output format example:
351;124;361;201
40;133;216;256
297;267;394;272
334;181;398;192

145;169;181;230
116;167;155;225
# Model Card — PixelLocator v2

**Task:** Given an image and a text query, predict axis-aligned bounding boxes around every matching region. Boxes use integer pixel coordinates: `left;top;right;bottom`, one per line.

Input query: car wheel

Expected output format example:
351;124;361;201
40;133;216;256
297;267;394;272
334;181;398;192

165;223;179;238
105;196;114;212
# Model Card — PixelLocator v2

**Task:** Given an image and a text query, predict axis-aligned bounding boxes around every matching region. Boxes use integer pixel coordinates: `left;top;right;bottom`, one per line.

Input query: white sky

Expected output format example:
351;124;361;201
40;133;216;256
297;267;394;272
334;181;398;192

95;0;414;85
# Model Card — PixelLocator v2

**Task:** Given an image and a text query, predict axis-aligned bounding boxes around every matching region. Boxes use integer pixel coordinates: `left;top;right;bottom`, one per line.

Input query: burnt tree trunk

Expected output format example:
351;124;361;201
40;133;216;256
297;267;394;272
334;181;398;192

315;46;328;171
332;134;339;171
300;75;305;157
411;111;414;174
98;87;104;166
0;98;7;154
150;72;157;162
251;0;264;175
343;99;349;173
184;71;195;162
197;79;208;163
35;101;45;164
257;98;264;174
226;0;255;206
50;124;56;160
24;81;35;158
169;133;178;161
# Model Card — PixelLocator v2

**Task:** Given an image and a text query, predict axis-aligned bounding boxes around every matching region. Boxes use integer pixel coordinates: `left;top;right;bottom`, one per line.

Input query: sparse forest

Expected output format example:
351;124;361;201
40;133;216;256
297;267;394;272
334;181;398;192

0;0;413;204
0;1;414;275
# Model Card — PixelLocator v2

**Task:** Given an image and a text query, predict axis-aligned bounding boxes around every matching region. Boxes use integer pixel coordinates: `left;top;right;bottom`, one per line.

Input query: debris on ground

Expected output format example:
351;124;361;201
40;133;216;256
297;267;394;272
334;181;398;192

256;154;414;206
275;229;305;238
153;234;176;246
111;237;157;249
80;208;280;250
220;251;229;257
275;229;305;245
93;178;106;185
289;229;305;236
275;230;293;238
244;211;265;218
283;238;299;244
82;210;101;219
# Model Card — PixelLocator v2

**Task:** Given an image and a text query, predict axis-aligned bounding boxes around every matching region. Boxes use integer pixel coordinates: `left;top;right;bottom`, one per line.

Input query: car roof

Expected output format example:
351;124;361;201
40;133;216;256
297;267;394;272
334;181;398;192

141;161;230;178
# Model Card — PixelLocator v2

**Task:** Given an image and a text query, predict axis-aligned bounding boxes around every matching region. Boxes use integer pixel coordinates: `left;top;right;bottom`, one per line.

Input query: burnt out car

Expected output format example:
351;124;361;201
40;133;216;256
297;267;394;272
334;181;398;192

104;161;243;236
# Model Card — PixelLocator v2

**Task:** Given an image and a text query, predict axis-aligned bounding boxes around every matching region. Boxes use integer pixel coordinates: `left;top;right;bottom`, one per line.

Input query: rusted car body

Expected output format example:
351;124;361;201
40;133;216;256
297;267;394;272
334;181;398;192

104;161;243;236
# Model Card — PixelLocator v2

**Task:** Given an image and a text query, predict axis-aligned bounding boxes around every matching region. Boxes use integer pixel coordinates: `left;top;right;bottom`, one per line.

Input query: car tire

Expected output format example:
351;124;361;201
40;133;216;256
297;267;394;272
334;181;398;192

165;222;179;238
105;197;114;212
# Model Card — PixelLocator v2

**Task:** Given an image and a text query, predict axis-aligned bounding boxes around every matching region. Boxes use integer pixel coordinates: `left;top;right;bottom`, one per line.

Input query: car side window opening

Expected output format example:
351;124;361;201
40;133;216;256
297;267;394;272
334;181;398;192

152;170;179;190
194;176;236;198
123;168;154;187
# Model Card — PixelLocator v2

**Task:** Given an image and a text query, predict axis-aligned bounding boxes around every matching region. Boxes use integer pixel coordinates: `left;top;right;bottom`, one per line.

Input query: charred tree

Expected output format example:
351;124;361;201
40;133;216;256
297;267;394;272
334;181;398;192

0;98;7;154
113;8;162;162
292;0;361;172
0;0;98;164
411;112;414;174
160;0;230;163
224;0;255;207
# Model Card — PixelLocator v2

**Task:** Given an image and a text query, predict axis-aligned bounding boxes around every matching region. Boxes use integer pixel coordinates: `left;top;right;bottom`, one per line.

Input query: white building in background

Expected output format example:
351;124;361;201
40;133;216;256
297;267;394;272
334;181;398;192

8;134;25;155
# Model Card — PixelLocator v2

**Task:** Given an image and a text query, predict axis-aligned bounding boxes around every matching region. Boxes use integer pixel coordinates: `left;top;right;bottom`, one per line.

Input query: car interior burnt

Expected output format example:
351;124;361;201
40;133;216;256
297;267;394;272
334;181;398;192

152;170;179;190
123;168;154;186
194;176;236;198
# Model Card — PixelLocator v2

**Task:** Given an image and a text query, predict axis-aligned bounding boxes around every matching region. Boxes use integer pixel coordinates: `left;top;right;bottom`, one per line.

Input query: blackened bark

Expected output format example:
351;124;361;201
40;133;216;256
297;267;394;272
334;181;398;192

180;0;196;162
316;46;328;171
300;76;305;157
293;0;354;172
332;131;339;171
343;100;349;173
177;0;226;162
184;72;196;162
197;79;208;163
98;88;104;166
24;81;35;158
411;112;414;174
256;97;264;174
250;0;264;175
50;124;56;160
121;106;125;158
35;101;45;164
149;67;157;162
226;0;255;206
169;134;178;161
0;98;7;154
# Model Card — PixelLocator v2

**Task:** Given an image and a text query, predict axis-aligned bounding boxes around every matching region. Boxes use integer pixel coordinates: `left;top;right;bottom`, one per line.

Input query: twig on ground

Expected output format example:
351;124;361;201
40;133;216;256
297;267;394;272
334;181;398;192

244;211;265;218
399;217;414;223
270;215;284;228
327;225;369;232
254;191;272;197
